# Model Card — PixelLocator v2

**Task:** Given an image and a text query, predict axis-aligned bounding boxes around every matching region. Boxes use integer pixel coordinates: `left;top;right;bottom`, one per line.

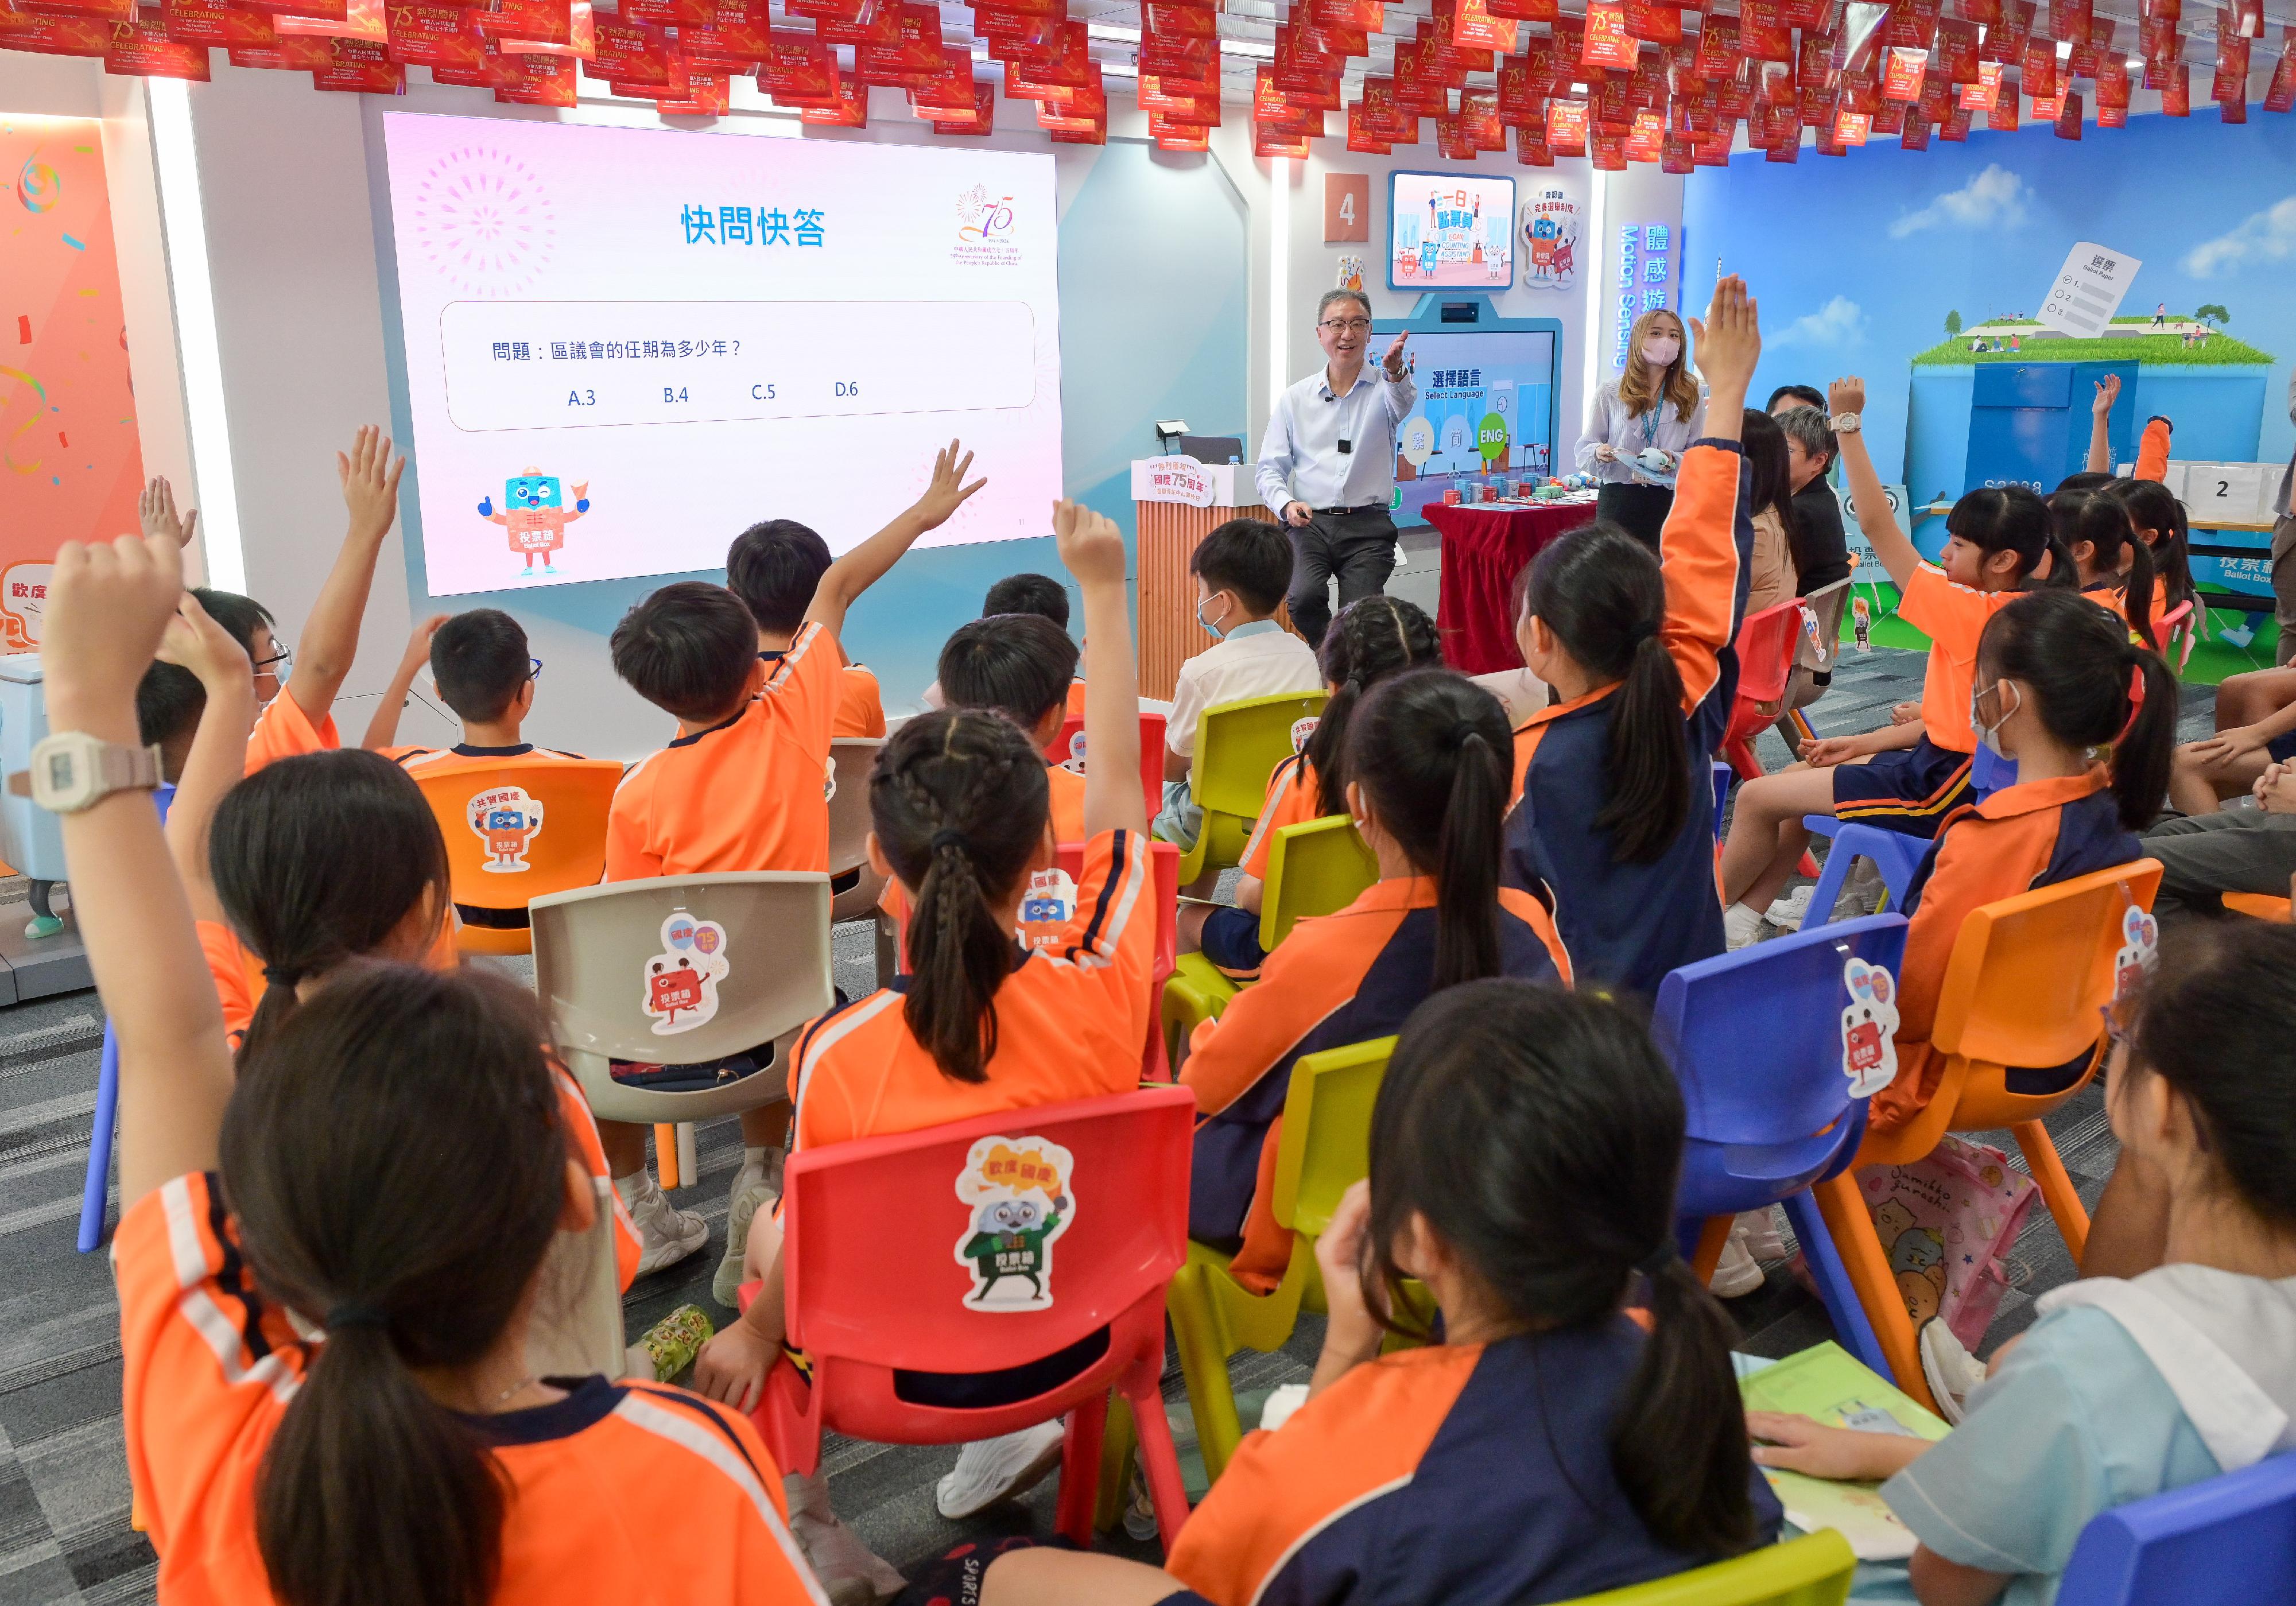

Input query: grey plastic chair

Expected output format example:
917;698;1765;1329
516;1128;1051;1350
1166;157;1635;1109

828;737;887;924
530;871;835;1127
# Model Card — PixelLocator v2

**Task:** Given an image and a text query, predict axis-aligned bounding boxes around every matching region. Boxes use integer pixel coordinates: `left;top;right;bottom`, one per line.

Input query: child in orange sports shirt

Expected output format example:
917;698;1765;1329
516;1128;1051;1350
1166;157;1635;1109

137;425;405;774
40;530;818;1606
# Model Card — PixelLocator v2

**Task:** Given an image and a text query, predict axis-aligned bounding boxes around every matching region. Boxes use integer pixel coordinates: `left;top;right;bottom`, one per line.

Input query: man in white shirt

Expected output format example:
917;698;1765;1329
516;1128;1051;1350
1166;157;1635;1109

1255;288;1414;647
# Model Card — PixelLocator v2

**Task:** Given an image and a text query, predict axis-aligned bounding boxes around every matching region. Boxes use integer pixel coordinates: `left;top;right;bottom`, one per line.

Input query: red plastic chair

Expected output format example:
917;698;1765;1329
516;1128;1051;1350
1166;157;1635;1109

1720;598;1810;781
751;1087;1196;1551
1045;711;1169;826
2149;598;2193;664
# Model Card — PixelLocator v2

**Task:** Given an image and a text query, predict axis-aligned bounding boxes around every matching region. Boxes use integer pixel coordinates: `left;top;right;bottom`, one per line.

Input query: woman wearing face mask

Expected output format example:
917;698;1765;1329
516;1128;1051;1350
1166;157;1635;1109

1576;308;1707;549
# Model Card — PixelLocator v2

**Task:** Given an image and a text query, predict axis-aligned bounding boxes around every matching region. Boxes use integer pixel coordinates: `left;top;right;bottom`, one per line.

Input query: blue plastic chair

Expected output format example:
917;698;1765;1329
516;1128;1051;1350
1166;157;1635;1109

1711;761;1732;842
1650;913;1908;1378
1801;818;1933;929
2057;1453;2296;1605
79;784;173;1252
1972;744;2015;798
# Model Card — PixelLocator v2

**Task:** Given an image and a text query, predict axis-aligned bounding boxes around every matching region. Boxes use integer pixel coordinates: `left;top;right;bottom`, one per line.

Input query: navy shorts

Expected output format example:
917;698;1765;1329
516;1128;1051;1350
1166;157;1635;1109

2268;729;2296;764
1832;735;1977;840
1197;904;1267;980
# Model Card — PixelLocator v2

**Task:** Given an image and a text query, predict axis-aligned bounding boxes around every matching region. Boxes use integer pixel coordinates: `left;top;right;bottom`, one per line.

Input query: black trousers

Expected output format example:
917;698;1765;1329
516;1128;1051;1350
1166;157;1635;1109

1596;482;1676;550
1287;508;1398;649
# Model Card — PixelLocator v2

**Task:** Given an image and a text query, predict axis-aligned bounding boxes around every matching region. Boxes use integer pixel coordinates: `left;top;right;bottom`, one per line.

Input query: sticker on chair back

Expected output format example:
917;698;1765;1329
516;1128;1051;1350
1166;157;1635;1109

1841;956;1901;1098
1061;729;1088;775
1017;867;1079;951
2113;905;2158;1002
641;907;730;1035
467;786;545;873
1291;715;1320;753
953;1134;1075;1312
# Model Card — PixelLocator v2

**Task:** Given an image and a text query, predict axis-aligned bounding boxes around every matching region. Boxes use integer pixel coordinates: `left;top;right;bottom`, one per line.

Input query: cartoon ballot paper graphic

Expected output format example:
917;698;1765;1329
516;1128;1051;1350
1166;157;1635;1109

640;906;731;1035
466;784;545;872
952;1133;1075;1311
2112;905;2158;1003
1840;955;1902;1099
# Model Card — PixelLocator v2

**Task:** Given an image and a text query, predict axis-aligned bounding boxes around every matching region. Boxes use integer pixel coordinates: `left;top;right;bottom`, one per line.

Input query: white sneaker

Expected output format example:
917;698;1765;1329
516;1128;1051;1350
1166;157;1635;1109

1918;1318;1987;1426
1737;1208;1787;1262
1723;901;1768;952
933;1419;1067;1520
623;1178;708;1278
1765;885;1817;933
715;1178;774;1309
1121;1461;1158;1543
786;1472;905;1605
1709;1229;1765;1298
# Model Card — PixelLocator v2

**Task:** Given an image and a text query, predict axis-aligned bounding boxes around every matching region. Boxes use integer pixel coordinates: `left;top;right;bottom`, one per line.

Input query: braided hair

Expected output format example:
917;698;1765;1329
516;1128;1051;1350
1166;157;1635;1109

871;708;1050;1083
1305;596;1444;817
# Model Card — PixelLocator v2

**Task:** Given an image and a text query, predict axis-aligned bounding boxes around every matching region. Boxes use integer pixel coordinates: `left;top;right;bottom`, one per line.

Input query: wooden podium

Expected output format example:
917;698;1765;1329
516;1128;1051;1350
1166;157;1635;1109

1131;457;1285;701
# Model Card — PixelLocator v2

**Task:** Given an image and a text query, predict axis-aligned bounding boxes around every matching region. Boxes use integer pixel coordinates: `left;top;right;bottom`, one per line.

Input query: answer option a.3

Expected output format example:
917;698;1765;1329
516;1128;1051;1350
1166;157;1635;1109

438;300;1040;430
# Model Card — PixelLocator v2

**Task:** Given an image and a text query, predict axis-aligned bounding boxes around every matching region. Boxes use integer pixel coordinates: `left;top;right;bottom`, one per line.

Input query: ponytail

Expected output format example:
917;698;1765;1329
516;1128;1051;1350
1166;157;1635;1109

1977;589;2178;830
1367;984;1762;1562
1304;596;1442;817
1348;671;1511;988
872;708;1051;1084
2111;646;2177;832
1612;1249;1759;1557
210;751;451;1064
905;833;1013;1084
223;966;569;1606
2106;477;2196;618
1601;631;1693;864
1524;526;1692;865
2121;527;2158;653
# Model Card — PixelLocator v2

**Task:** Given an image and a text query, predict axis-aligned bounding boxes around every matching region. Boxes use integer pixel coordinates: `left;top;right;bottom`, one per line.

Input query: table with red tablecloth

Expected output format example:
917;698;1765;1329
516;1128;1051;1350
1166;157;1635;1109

1426;500;1600;674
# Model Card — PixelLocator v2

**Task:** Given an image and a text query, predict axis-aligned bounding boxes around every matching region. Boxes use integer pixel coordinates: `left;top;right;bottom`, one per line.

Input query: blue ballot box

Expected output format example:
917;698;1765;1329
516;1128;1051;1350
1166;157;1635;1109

1965;359;2140;495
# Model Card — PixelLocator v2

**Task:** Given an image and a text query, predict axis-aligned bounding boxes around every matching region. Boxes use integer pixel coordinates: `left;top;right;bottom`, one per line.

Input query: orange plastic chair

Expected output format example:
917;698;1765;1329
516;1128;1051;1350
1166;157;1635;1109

411;758;623;956
2223;892;2292;922
1812;858;2162;1409
1720;598;1810;781
1045;711;1170;827
750;1086;1196;1552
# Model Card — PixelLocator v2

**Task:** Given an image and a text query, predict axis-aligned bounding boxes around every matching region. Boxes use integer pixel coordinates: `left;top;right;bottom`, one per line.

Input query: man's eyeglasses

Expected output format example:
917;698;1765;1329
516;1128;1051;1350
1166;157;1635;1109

1319;317;1373;334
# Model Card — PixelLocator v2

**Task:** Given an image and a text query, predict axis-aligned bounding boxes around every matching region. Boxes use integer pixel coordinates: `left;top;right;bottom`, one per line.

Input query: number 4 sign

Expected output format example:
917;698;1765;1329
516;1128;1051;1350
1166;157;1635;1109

1325;172;1369;243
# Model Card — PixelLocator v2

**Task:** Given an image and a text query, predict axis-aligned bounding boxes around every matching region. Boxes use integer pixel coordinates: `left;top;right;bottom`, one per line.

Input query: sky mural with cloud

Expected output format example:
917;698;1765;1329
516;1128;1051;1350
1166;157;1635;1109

1684;110;2296;487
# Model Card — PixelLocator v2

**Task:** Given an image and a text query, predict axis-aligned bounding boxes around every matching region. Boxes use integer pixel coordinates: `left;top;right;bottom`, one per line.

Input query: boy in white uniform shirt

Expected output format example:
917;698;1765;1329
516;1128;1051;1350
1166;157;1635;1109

1154;518;1321;856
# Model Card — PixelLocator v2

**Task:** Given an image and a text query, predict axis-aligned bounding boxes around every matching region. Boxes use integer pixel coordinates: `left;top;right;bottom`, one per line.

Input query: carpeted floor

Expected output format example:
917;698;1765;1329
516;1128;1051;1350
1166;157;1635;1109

0;641;2221;1604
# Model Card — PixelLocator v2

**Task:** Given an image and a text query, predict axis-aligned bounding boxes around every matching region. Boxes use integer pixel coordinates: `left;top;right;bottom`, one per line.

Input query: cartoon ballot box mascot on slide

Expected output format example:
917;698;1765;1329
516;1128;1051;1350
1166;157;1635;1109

480;468;589;577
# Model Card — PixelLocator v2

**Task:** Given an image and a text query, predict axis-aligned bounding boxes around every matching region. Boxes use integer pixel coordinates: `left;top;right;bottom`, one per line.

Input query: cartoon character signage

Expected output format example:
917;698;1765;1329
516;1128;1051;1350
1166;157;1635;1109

953;1134;1075;1310
466;784;545;872
1017;867;1079;952
1841;955;1901;1097
1521;184;1581;290
640;906;730;1035
479;467;590;577
2113;904;2158;1003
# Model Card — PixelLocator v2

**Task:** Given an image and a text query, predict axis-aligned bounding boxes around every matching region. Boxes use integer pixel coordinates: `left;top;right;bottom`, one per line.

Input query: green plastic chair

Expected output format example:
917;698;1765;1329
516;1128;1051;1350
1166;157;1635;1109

1171;689;1328;886
1559;1531;1855;1606
1166;1036;1393;1486
1161;814;1378;1067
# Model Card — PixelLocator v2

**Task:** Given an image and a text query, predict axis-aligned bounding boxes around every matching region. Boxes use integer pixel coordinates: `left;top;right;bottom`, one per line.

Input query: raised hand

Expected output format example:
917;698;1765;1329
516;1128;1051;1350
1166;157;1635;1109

138;476;198;549
1052;498;1126;589
337;425;407;544
1688;274;1760;400
157;591;253;692
1828;376;1867;417
1383;329;1410;377
2092;374;2121;419
43;533;186;730
912;439;987;530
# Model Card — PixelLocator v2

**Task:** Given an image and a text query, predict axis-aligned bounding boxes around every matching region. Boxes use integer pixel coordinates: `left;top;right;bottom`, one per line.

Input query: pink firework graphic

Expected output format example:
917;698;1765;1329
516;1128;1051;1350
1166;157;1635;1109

409;146;556;297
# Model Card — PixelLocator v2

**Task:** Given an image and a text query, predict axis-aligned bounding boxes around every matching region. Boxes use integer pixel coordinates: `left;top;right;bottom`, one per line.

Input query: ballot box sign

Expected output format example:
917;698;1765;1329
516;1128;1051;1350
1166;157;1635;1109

2038;242;2140;340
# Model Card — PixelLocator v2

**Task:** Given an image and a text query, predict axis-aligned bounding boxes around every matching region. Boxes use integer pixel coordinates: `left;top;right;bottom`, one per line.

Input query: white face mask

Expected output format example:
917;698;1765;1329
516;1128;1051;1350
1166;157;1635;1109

1970;680;2021;758
1640;337;1682;366
1196;594;1230;641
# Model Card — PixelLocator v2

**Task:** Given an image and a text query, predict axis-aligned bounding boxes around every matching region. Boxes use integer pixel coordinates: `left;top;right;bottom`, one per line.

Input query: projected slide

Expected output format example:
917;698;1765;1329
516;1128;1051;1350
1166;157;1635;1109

379;114;1061;596
1389;172;1515;290
1390;329;1558;527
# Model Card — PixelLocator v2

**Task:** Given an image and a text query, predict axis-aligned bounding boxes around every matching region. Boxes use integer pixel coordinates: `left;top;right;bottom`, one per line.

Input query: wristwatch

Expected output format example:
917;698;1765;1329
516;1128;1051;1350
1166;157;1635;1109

7;732;164;813
1830;412;1863;436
